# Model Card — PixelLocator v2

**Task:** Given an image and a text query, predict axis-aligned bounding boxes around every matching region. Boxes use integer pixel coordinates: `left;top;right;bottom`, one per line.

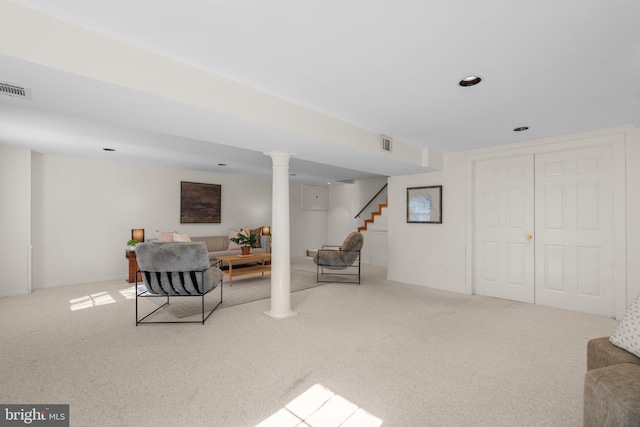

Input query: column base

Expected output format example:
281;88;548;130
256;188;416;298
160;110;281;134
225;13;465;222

263;310;299;320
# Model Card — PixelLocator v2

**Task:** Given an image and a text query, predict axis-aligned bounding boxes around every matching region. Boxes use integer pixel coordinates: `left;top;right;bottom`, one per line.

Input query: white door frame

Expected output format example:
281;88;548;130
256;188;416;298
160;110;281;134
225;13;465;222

465;132;627;319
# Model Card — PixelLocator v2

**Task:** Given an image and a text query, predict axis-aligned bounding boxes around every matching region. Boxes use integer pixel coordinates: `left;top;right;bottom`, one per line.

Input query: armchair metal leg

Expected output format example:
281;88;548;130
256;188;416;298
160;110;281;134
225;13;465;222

315;256;361;284
136;293;169;325
199;281;223;325
135;278;223;325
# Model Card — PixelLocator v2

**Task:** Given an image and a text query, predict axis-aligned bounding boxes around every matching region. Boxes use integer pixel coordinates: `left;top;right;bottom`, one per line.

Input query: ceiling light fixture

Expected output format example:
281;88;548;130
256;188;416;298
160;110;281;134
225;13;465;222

459;76;482;87
513;126;529;132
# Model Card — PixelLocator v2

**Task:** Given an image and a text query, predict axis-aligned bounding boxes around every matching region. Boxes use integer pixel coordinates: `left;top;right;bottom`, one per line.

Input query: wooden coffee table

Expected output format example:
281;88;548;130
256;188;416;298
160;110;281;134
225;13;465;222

216;252;271;286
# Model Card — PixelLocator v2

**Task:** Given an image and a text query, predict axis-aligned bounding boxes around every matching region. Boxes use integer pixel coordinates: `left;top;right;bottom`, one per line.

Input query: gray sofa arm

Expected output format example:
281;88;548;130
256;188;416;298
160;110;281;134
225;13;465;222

587;337;640;371
260;235;271;252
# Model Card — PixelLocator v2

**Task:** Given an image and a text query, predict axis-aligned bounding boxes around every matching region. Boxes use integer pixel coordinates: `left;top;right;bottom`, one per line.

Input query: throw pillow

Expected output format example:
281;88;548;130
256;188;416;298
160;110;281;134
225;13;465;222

228;230;241;249
250;227;262;248
610;292;640;358
156;230;175;242
228;227;250;250
173;232;192;242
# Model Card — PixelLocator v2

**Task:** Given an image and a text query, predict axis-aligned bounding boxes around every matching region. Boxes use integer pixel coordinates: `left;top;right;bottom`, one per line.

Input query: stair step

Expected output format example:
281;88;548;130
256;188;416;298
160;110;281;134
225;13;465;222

358;202;388;232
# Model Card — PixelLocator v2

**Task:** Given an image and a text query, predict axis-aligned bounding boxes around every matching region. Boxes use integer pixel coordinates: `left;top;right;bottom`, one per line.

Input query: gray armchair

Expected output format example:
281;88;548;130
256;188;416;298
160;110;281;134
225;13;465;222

135;241;224;325
313;232;364;284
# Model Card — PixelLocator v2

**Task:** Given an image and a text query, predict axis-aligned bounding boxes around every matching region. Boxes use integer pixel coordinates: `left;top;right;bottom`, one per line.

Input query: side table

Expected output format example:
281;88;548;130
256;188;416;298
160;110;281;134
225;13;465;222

125;250;142;283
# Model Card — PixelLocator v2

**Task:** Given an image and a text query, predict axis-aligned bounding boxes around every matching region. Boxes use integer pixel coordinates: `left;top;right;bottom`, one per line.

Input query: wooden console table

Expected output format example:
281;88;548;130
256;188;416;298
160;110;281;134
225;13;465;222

216;252;271;286
125;250;142;283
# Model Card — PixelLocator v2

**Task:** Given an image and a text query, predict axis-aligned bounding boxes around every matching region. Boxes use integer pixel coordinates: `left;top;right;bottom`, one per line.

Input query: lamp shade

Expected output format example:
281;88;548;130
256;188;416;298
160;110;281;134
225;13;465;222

131;229;145;242
262;226;271;236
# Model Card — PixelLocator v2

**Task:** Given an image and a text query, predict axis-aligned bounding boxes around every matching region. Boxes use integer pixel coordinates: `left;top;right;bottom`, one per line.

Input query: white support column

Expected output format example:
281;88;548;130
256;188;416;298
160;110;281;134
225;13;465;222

264;151;298;320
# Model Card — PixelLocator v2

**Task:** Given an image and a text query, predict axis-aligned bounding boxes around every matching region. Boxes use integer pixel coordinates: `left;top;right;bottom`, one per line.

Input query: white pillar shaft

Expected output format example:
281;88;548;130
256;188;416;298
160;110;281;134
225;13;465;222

264;151;298;319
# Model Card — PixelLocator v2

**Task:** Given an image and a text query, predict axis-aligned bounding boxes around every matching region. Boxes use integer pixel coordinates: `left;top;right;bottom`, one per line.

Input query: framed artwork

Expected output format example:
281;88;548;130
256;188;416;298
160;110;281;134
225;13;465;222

180;181;221;223
407;186;442;223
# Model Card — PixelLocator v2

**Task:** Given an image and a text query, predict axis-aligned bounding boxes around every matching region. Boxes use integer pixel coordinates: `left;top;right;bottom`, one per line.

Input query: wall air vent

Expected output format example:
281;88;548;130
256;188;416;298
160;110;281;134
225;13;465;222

0;81;32;100
380;135;392;152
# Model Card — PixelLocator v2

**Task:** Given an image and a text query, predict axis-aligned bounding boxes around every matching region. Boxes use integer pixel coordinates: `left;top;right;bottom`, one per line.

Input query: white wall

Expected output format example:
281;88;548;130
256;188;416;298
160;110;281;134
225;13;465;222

388;125;640;309
360;208;388;265
290;182;328;257
0;146;31;296
30;153;273;288
388;154;467;293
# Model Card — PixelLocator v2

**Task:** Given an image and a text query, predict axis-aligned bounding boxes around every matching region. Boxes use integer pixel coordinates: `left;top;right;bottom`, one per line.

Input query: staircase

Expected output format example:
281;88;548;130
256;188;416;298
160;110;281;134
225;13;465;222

358;203;387;232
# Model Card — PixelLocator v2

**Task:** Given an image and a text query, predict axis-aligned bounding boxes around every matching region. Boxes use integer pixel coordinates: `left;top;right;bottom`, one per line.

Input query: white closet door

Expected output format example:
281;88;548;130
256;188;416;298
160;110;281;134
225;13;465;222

474;156;535;303
534;146;614;316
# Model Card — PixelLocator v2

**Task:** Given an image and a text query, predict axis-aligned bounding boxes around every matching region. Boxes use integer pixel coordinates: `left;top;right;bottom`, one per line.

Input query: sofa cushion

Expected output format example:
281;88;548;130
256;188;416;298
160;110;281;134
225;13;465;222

610;293;640;358
191;236;229;252
584;363;640;426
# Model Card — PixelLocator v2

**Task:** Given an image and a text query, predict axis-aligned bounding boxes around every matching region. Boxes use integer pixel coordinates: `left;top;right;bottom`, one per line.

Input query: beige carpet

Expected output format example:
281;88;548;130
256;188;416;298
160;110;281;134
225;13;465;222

217;256;334;308
137;256;336;320
0;257;619;426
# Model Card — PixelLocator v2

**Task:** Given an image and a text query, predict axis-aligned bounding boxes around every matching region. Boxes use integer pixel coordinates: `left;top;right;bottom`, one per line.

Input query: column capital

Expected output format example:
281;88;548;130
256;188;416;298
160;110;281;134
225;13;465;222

264;151;294;166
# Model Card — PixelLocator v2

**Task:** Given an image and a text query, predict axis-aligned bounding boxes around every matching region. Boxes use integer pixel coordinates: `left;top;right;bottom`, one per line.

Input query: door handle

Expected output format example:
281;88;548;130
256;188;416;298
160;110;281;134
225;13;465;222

525;234;533;240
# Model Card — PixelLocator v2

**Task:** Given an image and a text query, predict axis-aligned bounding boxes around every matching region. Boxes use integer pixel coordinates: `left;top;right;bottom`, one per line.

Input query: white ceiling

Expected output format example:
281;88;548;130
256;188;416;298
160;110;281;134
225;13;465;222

1;0;639;185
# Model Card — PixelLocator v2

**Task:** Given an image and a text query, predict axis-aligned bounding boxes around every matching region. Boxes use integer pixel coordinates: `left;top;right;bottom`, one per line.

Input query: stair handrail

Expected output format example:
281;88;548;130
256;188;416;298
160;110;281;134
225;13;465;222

354;183;388;219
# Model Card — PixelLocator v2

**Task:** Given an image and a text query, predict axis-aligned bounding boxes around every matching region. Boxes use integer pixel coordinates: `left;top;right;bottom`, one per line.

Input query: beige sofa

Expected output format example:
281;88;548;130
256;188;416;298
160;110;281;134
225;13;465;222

190;235;270;266
584;337;640;426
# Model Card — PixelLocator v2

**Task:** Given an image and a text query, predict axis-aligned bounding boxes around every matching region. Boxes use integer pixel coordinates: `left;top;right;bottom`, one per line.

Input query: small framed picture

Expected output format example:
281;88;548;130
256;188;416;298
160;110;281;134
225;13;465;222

407;186;442;223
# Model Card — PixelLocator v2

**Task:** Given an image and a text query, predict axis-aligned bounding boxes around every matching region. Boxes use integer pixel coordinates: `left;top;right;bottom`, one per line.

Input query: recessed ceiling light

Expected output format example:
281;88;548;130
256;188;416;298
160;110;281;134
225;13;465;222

513;126;529;132
459;76;482;87
103;148;115;151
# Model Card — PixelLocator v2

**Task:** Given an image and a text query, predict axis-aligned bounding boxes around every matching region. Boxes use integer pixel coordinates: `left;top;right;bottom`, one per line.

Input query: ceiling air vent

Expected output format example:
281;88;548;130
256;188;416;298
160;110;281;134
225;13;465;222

380;135;392;152
0;81;32;100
